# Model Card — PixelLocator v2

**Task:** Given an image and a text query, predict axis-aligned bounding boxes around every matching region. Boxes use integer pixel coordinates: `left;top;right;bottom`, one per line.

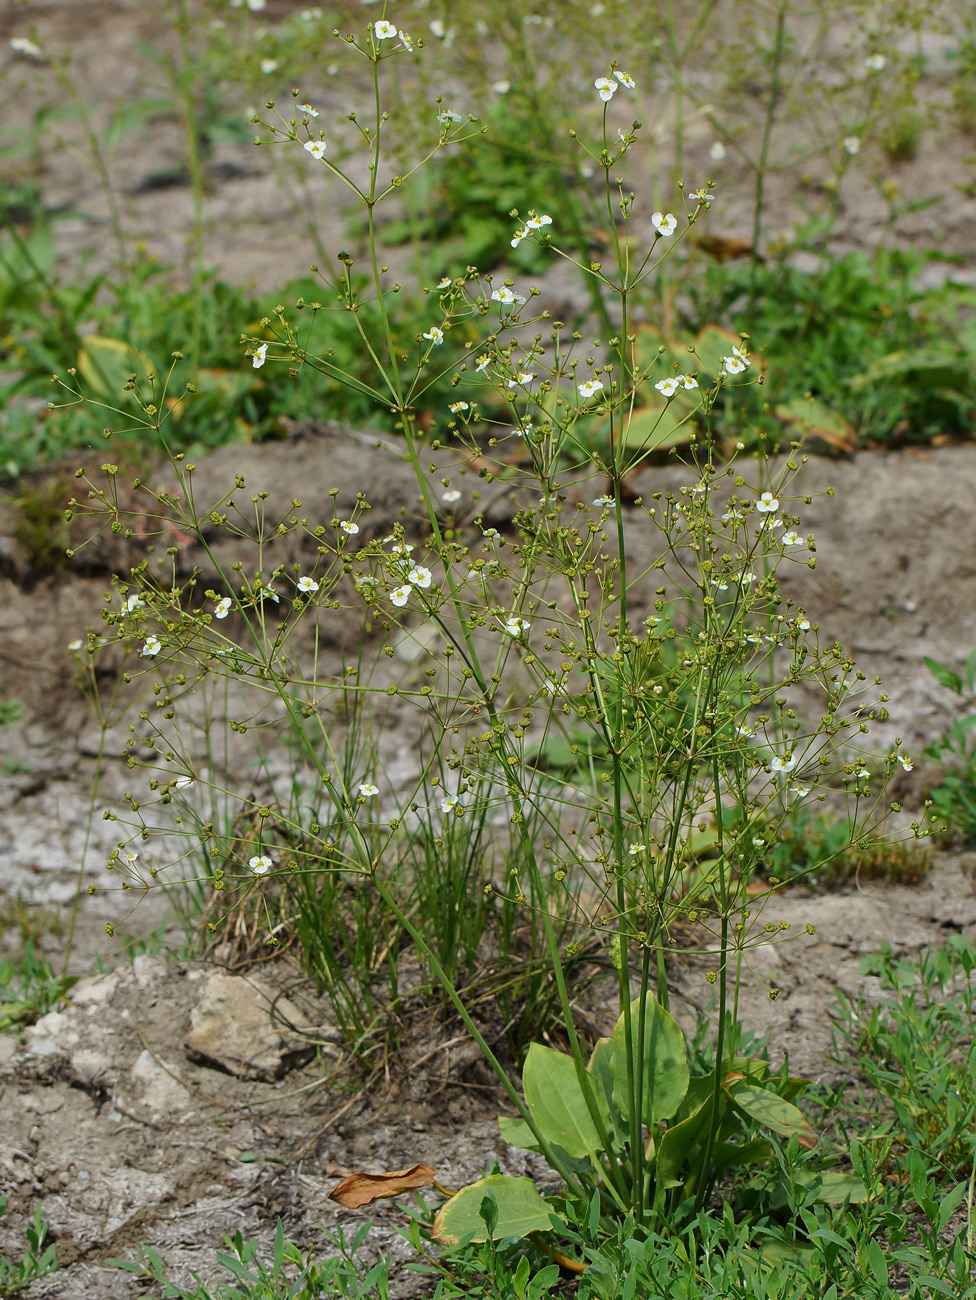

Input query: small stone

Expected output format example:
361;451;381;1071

71;972;119;1006
130;1049;190;1115
133;954;167;987
184;972;318;1081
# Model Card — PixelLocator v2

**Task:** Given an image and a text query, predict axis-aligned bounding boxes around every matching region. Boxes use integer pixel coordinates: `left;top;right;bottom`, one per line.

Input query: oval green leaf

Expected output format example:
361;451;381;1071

432;1175;562;1244
523;1042;610;1160
612;997;689;1127
731;1083;817;1149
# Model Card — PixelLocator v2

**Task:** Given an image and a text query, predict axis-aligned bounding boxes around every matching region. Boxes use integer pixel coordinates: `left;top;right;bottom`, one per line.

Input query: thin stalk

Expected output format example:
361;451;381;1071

749;0;788;311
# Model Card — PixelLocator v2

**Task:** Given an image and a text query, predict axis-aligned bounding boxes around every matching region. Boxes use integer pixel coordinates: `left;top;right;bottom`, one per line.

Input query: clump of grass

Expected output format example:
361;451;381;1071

766;809;930;888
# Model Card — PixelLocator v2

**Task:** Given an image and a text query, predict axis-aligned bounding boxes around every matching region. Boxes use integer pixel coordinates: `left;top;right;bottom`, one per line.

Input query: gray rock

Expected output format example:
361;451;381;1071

183;971;318;1081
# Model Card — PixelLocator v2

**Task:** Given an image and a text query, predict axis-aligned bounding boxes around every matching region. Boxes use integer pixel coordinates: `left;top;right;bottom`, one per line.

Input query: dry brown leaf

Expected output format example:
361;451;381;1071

329;1163;436;1208
693;234;764;263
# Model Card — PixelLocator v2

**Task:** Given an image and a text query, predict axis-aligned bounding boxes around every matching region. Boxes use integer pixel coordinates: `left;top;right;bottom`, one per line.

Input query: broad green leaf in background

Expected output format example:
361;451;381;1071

522;1042;610;1160
730;1083;817;1149
78;334;159;406
849;347;973;393
775;396;856;452
432;1175;563;1244
612;997;689;1127
800;1171;869;1205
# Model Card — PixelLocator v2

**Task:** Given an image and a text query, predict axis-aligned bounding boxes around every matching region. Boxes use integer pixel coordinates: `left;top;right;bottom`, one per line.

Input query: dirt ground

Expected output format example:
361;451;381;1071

4;1;976;1292
2;430;976;1295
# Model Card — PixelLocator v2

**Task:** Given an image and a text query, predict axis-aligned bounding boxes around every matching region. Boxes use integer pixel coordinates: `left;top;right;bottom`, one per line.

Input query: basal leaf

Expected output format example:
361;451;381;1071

775;396;855;452
730;1083;817;1149
522;1042;610;1160
432;1175;562;1244
612;998;689;1127
497;1116;540;1152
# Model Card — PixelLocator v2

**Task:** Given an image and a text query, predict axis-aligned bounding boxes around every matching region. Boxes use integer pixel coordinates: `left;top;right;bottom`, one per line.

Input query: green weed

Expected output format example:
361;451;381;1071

924;648;976;843
833;935;976;1180
0;939;79;1032
0;1196;58;1298
111;1220;387;1300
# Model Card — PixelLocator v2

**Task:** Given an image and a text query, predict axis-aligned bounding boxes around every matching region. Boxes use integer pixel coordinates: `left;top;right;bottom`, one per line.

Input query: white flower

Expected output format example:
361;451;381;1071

789;784;810;798
429;19;446;37
423;325;444;345
898;754;914;772
245;0;266;10
141;636;162;657
438;109;462;124
722;507;743;522
491;285;527;307
769;753;797;774
251;342;269;369
655;377;680;397
865;53;886;71
121;593;144;615
339;520;359;535
711;578;728;590
526;213;553;231
437;276;452;289
67;639;83;651
797;616;810;631
440;795;459;813
689;189;715;203
709;141;727;160
407;565;432;588
513;423;533;437
678;374;699;390
390;585;411;607
736;724;755;737
843;135;860;155
10;37;42;57
492;79;511;95
756;491;779;513
260;58;279;75
613;68;635;88
475;355;490;373
297;575;319;593
578;378;604;398
249;854;273;875
374;19;398;39
298;103;319;117
856;767;870;778
388;540;414;555
449;401;469;413
261;585;280;603
482;527;500;540
303;139;327;161
592;495;615;508
123;850;139;865
442;489;461;503
215;596;232;619
507;372;535;389
652;211;677;237
723;345;750;375
595;76;617;102
398;30;414;51
502;616;529;637
358;783;379;798
782;530;803;547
